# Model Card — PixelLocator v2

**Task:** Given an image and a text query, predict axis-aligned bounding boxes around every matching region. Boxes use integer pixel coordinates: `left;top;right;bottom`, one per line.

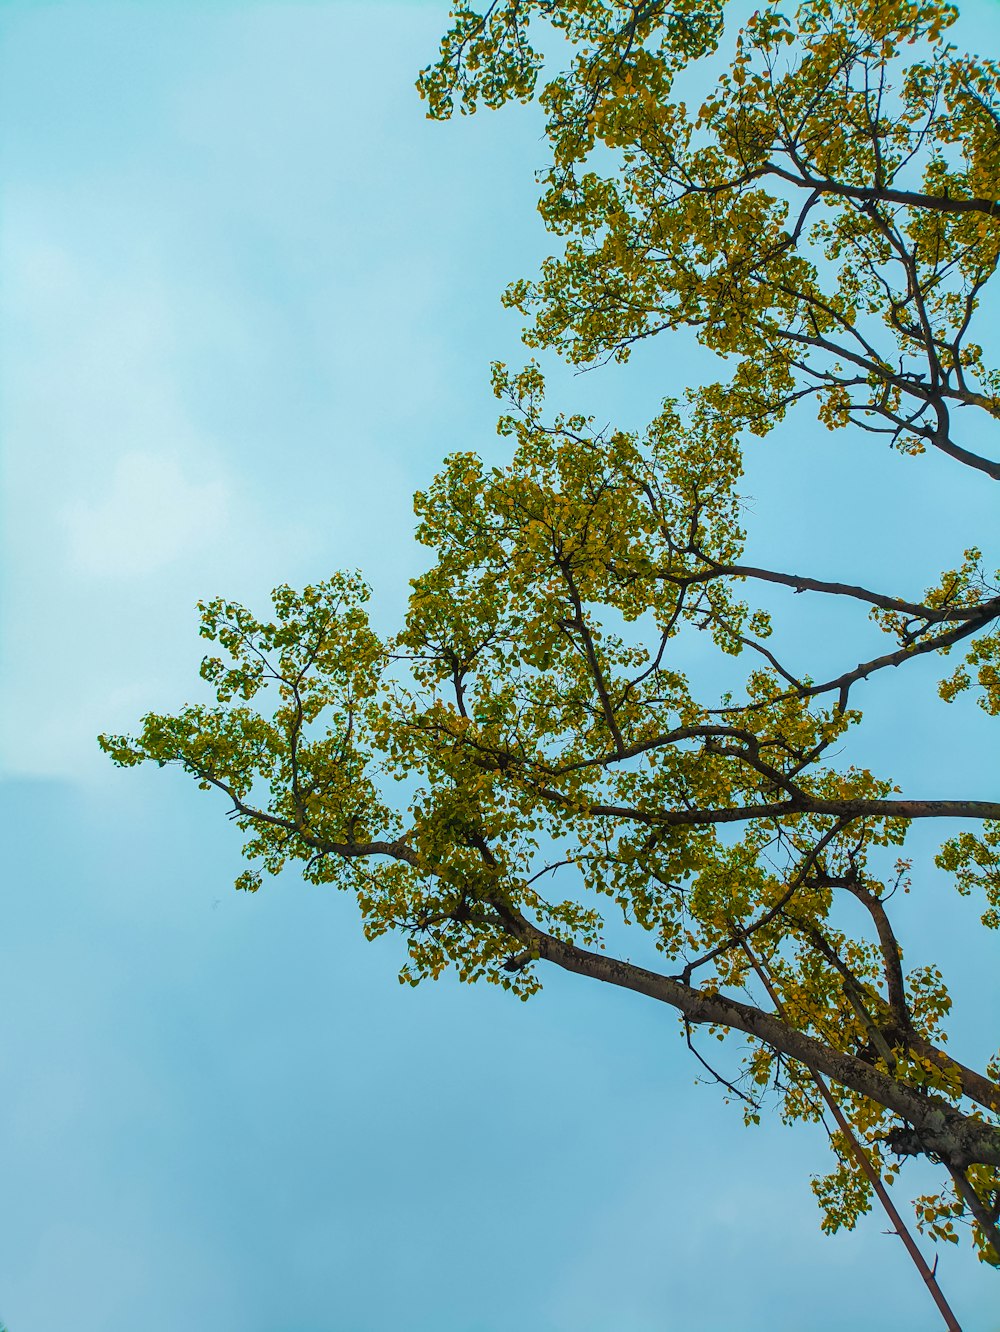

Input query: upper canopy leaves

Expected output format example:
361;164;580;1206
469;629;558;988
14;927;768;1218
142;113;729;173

426;1;1000;473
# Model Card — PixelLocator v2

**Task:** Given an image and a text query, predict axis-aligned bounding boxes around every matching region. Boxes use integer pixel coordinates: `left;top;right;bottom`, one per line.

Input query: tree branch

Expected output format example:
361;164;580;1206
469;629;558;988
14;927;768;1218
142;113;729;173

492;902;1000;1169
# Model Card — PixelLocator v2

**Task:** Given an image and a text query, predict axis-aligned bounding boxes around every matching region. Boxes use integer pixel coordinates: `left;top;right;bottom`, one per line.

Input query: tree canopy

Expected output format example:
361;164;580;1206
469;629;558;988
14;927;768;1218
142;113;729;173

101;0;1000;1314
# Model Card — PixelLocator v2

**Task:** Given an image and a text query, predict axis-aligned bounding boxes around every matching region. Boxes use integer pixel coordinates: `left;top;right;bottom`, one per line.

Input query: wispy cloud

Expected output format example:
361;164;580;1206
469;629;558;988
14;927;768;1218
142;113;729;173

63;451;231;580
0;216;311;779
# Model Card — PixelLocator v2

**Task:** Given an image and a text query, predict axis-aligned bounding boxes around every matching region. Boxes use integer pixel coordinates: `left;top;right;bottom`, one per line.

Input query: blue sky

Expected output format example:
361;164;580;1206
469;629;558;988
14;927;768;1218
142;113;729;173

1;3;999;1329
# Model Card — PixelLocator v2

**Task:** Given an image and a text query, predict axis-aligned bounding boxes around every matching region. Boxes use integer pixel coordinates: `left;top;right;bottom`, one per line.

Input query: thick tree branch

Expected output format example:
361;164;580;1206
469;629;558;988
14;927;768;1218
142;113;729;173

768;163;999;220
493;903;1000;1169
541;791;1000;831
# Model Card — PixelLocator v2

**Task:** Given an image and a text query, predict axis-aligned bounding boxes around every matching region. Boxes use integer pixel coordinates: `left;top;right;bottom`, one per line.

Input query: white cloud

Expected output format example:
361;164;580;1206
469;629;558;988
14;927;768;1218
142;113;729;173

0;217;313;782
63;450;231;579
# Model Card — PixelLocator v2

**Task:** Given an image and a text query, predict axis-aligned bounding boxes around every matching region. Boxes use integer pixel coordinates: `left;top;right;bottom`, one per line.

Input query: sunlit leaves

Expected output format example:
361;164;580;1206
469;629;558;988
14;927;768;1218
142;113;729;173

431;1;1000;470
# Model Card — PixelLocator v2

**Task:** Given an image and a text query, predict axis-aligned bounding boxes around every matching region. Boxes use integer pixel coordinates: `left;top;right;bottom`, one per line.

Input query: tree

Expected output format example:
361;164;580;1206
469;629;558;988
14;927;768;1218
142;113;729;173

101;0;1000;1321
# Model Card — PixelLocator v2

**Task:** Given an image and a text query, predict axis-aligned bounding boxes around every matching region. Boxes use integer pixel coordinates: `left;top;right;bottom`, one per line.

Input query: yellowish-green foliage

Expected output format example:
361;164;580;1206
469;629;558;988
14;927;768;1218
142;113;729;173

103;0;1000;1280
